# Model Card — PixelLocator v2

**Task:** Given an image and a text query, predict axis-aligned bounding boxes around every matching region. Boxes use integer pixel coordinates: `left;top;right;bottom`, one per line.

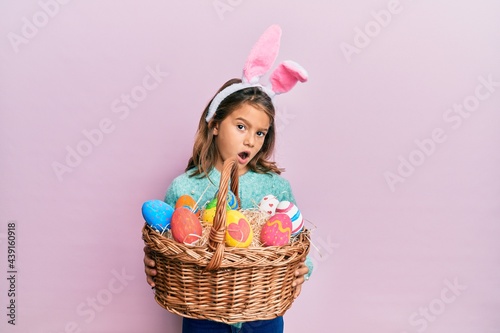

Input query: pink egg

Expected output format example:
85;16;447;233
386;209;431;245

260;213;292;246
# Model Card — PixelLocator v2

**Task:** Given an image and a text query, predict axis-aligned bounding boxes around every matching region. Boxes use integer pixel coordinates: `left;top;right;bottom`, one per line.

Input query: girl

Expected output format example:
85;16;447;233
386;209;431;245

143;78;311;333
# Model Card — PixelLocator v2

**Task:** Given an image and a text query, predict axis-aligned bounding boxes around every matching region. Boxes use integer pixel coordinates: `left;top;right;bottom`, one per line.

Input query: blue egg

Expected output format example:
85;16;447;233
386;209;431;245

214;190;239;210
142;200;174;232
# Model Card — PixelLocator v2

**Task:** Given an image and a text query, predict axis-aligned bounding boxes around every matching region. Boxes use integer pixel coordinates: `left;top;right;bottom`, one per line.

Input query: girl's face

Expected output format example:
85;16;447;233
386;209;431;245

213;102;271;175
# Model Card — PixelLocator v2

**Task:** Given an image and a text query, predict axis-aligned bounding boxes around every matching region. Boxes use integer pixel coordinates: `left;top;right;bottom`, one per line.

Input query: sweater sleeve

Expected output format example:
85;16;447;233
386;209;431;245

164;177;180;207
274;175;297;205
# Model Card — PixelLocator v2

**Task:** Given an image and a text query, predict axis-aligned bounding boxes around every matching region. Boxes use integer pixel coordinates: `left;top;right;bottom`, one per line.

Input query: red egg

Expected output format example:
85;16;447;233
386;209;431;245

260;213;292;246
170;207;202;245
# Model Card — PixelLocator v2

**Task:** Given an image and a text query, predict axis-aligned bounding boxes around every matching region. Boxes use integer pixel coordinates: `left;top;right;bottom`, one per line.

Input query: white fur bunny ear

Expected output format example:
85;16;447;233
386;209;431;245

243;24;282;84
269;60;308;94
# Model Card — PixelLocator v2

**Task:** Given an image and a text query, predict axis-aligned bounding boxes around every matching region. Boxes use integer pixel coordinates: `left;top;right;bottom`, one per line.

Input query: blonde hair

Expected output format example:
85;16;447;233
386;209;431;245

186;78;282;177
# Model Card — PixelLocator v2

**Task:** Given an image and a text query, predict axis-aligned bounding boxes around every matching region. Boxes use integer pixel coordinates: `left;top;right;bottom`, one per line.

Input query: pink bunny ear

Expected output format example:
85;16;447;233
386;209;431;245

243;25;282;83
269;60;308;94
206;25;309;123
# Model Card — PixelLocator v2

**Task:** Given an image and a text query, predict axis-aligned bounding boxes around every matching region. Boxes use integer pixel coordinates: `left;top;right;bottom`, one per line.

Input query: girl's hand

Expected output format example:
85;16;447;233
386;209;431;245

292;257;309;299
143;246;157;288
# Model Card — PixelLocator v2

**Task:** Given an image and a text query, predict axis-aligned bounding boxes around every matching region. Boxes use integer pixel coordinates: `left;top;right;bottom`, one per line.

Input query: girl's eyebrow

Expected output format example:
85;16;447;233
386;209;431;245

235;117;269;132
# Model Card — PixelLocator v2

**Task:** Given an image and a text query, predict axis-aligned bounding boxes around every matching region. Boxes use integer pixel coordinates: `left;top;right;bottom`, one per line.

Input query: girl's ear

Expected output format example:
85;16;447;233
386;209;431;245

213;123;219;136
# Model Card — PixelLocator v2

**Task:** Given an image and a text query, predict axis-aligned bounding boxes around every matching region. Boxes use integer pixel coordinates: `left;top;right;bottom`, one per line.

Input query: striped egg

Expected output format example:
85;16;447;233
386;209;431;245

275;201;304;236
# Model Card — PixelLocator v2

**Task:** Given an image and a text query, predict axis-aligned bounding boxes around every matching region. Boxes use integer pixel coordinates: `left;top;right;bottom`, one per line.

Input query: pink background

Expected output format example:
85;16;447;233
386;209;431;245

1;1;500;332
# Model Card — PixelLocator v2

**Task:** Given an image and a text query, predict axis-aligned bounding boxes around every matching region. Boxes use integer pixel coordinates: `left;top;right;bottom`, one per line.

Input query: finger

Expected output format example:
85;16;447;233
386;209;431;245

294;262;305;273
295;263;308;277
143;250;156;267
146;275;155;288
297;265;308;276
143;246;155;262
145;266;157;288
291;275;305;287
143;246;156;288
294;284;302;299
145;266;157;277
143;256;156;268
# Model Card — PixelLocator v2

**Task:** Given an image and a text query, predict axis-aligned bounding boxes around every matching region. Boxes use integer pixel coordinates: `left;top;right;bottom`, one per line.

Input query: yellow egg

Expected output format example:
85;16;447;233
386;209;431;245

225;210;253;248
201;207;217;225
202;200;231;225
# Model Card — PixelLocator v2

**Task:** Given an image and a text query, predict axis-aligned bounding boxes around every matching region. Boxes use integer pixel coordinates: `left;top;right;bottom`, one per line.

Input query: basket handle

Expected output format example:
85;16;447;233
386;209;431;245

206;157;240;271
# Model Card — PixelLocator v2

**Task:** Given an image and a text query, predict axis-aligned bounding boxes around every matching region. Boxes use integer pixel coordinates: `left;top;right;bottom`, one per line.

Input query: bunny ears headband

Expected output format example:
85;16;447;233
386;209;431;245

205;24;308;122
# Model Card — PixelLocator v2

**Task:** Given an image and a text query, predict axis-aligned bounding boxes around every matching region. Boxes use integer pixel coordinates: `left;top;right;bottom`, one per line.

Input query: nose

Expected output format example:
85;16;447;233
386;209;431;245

244;133;255;147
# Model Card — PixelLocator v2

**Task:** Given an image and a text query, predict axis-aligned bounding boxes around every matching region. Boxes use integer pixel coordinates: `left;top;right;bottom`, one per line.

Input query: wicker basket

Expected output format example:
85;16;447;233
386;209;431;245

142;158;311;324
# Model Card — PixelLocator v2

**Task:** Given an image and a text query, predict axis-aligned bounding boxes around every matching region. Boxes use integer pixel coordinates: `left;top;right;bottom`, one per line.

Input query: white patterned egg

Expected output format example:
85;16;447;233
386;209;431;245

258;195;280;216
275;201;304;236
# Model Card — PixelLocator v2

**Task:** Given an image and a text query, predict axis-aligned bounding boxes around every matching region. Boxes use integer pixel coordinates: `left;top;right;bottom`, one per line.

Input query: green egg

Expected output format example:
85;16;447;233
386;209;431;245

206;197;231;210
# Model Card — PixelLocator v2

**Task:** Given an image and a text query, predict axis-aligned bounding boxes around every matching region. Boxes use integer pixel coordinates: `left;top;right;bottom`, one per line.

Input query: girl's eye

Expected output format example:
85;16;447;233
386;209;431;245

237;124;245;130
257;131;266;137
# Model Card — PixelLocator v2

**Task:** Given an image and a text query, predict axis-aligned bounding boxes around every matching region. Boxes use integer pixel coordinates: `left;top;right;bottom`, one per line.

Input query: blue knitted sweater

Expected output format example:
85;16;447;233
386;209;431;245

164;167;296;209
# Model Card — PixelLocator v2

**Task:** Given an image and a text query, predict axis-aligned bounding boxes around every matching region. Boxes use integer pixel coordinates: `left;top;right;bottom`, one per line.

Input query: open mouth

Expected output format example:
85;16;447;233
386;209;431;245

238;151;250;161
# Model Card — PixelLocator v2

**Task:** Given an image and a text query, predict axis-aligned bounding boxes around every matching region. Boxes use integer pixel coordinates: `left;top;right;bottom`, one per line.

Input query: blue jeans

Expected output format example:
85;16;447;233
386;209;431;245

182;317;284;333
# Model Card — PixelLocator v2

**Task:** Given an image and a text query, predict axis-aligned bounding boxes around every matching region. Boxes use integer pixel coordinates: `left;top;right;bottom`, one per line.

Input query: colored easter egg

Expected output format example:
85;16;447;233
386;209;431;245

142;200;174;232
275;201;304;236
170;207;203;245
225;210;253;248
214;190;239;210
206;198;217;210
205;197;231;211
258;195;280;216
202;198;232;225
260;213;292;246
175;194;199;214
201;207;217;225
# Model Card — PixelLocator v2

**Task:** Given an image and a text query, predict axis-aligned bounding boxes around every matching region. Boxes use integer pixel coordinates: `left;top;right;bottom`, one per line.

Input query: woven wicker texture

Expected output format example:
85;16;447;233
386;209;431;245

142;158;311;324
